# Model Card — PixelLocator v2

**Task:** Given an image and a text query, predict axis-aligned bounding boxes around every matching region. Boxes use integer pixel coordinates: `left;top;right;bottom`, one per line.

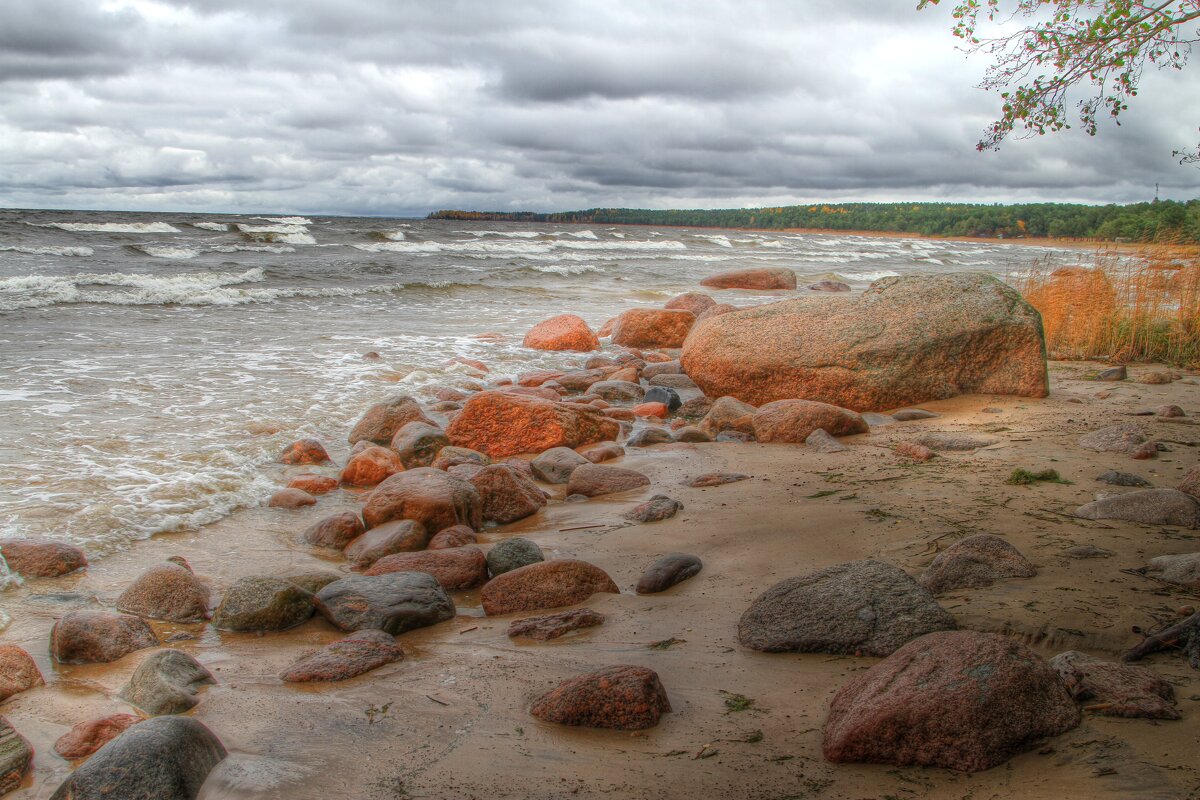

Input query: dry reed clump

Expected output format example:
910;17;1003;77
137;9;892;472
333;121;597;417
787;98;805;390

1011;244;1200;368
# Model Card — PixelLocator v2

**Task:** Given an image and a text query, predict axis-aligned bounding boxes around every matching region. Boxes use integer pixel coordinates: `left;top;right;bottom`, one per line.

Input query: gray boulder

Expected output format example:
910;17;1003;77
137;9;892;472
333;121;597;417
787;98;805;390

486;537;544;577
314;572;455;634
643;386;681;411
919;534;1036;594
1144;552;1200;589
738;559;956;656
648;373;698;390
635;554;702;594
1096;471;1151;487
530;447;589;484
589;380;645;403
49;716;226;800
805;428;848;453
1075;489;1200;529
916;432;998;452
626;427;673;448
1078;422;1147;454
119;649;215;716
212;576;315;632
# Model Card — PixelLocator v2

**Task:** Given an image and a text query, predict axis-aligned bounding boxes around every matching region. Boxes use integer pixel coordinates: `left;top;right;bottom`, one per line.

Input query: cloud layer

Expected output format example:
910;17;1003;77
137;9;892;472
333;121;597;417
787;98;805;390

0;0;1195;215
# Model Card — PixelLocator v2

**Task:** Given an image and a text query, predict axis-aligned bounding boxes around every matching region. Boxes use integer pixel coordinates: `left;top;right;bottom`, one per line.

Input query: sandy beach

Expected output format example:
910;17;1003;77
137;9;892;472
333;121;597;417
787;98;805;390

2;356;1198;800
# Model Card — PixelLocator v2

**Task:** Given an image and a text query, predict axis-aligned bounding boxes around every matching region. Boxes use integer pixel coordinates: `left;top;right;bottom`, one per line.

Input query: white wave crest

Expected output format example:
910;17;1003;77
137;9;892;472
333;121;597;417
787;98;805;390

758;240;784;248
0;245;93;257
133;244;200;259
192;222;230;232
837;270;901;282
529;264;605;275
33;221;181;234
695;234;733;248
459;230;542;238
377;230;406;241
352;238;684;257
211;244;296;254
0;268;267;310
255;216;313;225
569;229;599;239
237;224;316;245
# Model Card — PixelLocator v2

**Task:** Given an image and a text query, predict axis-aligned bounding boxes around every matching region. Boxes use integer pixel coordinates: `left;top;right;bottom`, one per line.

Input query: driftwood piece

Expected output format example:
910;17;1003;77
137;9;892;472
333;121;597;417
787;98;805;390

1123;610;1200;668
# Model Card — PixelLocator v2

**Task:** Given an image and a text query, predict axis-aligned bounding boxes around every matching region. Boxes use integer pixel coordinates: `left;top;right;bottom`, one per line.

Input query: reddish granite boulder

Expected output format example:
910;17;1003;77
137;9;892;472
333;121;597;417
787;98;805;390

822;630;1080;772
340;445;405;487
531;666;671;730
895;441;936;461
682;273;1049;410
390;421;450;469
50;610;158;664
1180;466;1200;500
446;391;620;459
347;395;433;446
470;465;547;524
431;446;491;471
610;308;696;349
700;267;796;290
686;472;750;488
363;546;489;590
287;474;339;495
507;609;606;640
579;442;624;463
1050;650;1179;719
54;714;142;760
344;519;430;570
517;370;565;387
302;512;365;550
495;385;561;401
268;488;316;509
0;646;43;702
696;302;740;322
752;400;868;443
362;468;482;532
481;559;619;615
279;438;331;465
698;396;757;438
919;534;1037;595
0;538;87;578
523;314;600;352
566;464;651;497
556;368;612;392
117;561;210;622
280;630;404;683
665;291;716;316
632;402;669;418
428;525;478;549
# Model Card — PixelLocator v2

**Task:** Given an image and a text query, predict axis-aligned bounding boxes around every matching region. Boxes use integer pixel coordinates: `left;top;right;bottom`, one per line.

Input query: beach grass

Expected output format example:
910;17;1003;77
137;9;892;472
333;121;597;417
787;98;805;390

1012;242;1200;368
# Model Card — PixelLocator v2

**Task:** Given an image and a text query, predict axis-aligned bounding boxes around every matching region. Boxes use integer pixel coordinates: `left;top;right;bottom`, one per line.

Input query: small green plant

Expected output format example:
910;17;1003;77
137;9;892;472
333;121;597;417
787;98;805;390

720;691;757;713
364;701;393;725
648;637;686;650
743;729;764;743
806;489;840;499
1006;468;1073;486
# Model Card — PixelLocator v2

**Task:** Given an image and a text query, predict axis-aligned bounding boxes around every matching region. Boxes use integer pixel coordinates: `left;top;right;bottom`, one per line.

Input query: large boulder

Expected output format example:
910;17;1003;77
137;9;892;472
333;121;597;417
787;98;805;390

48;716;226;800
363;546;489;591
361;468;482;532
522;314;600;352
339;445;405;487
389;422;450;469
446;391;620;459
566;464;651;497
279;438;331;465
470;465;547;524
343;520;430;570
347;395;433;446
738;560;955;656
0;538;87;577
681;273;1048;410
531;666;671;730
117;561;209;623
280;629;405;683
212;576;315;632
0;646;42;702
700;267;796;290
481;559;619;615
822;630;1080;772
50;611;158;664
751;400;868;443
0;718;33;797
119;649;216;716
919;534;1037;594
1075;489;1200;529
314;572;455;634
610;308;696;349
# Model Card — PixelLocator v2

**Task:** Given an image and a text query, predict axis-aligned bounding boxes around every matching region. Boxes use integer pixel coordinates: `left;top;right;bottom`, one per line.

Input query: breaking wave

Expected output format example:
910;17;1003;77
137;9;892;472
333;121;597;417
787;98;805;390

0;245;93;257
32;221;181;234
130;244;200;260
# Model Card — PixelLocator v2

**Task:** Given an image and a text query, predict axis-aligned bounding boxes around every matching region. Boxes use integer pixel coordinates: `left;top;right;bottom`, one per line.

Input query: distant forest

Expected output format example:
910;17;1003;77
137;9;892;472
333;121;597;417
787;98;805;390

429;200;1200;243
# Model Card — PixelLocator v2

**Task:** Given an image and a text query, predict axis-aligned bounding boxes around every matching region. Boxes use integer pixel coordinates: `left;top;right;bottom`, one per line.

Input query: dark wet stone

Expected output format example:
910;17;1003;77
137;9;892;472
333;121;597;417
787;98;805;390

486;537;544;577
507;609;606;641
1096;471;1152;488
314;572;455;634
119;649;215;716
623;495;683;523
635;553;702;594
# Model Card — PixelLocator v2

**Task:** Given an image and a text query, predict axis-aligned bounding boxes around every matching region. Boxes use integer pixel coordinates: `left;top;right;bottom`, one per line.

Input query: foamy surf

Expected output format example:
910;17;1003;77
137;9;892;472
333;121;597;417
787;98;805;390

33;221;181;234
0;245;93;257
132;244;200;259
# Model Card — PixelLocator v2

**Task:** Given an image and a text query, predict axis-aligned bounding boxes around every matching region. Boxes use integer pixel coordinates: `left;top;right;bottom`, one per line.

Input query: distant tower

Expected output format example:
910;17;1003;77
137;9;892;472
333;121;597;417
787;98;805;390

1154;183;1160;202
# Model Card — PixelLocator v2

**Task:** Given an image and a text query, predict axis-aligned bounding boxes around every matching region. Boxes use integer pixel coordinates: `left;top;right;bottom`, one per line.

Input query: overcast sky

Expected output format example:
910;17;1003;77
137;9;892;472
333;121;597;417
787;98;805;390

1;0;1197;216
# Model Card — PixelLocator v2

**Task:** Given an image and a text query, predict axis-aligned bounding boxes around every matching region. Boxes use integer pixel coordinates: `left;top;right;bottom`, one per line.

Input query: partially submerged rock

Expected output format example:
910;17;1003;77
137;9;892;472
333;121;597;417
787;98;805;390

340;445;405;487
531;666;671;730
348;395;433;446
50;610;159;664
507;609;606;641
280;630;404;683
481;559;619;615
919;534;1036;595
1050;650;1179;719
822;630;1079;772
0;538;87;578
212;576;315;632
302;512;366;550
624;495;683;523
566;464;651;497
117;561;209;623
522;314;600;352
279;438;332;465
664;292;716;316
119;649;216;716
49;716;226;800
0;646;42;702
314;572;455;634
682;273;1048;410
610;308;695;349
361;468;482;532
635;553;702;594
268;488;316;509
700;267;796;290
390;421;450;469
738;559;955;656
1075;489;1200;529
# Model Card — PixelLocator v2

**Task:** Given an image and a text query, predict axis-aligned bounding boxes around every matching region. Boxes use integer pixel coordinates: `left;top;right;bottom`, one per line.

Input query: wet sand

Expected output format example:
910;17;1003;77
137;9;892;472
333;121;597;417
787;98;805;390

3;361;1200;799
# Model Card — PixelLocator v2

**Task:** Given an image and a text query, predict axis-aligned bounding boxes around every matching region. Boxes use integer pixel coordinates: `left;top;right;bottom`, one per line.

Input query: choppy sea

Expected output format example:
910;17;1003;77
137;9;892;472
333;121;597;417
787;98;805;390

0;208;1080;586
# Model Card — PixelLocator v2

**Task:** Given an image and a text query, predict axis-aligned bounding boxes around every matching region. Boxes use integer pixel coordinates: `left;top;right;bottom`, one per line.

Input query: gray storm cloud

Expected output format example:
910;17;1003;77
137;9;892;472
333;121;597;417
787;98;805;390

0;0;1195;215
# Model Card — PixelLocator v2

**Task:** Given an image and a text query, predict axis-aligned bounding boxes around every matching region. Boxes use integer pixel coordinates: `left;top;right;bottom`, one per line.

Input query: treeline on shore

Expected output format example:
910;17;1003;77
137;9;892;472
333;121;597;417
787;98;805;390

429;200;1200;243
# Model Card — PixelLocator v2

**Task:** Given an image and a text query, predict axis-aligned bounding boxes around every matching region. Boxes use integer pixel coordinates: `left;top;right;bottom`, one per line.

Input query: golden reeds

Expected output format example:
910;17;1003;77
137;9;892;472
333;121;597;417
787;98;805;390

1011;243;1200;367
